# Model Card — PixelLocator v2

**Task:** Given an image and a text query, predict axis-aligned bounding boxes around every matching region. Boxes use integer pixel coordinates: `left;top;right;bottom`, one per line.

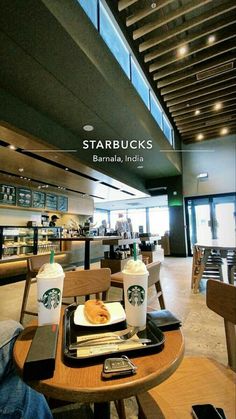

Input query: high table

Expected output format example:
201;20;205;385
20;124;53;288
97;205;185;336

191;239;236;293
13;315;184;419
51;236;120;270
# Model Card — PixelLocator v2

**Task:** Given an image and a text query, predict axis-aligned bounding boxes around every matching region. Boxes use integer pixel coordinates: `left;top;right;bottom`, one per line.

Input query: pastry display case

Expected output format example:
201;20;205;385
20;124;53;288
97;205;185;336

0;226;62;260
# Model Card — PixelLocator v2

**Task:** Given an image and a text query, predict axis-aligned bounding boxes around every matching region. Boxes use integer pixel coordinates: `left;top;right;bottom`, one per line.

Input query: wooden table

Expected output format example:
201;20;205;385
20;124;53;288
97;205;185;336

191;240;236;293
13;316;184;419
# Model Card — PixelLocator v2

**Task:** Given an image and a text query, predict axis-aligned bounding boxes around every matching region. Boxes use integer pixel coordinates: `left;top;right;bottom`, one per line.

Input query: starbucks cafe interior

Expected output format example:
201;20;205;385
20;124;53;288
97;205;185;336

0;1;235;418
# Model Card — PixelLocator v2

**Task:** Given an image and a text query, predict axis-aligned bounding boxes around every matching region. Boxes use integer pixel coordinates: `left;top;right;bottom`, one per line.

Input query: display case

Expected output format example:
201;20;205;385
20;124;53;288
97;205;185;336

0;226;62;259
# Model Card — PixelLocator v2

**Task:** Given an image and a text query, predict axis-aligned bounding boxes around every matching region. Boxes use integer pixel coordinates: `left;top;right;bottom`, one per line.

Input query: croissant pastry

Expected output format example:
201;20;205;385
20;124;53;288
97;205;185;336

84;299;111;324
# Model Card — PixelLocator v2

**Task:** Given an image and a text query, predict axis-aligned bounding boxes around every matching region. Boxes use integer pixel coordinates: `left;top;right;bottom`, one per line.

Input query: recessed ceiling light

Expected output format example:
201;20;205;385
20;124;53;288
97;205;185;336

195;109;200;116
8;145;16;150
83;124;94;132
18;168;24;172
214;102;222;111
177;45;188;57
137;166;143;169
65;167;69;171
151;1;157;8
207;35;216;44
220;127;229;135
197;134;204;141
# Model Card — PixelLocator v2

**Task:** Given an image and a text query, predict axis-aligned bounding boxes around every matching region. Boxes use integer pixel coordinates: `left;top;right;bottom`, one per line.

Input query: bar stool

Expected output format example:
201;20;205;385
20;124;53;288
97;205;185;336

202;251;223;282
227;251;236;284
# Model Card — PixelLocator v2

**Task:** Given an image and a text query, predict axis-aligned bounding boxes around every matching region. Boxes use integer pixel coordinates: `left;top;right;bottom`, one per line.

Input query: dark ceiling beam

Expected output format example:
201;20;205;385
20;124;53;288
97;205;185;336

118;0;139;12
165;81;236;107
178;115;236;133
150;28;236;72
126;0;174;27
183;129;236;143
144;14;236;63
181;124;236;142
175;106;236;125
171;96;236;117
157;53;236;88
153;39;236;80
133;0;212;40
169;86;236;112
181;121;236;136
139;0;235;52
163;71;236;100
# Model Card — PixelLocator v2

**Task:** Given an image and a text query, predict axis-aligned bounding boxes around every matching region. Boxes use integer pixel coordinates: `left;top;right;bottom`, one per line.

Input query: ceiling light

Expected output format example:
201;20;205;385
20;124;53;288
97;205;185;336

207;35;216;45
18;168;24;172
197;134;204;141
8;145;16;150
195;109;200;116
65;167;69;171
197;172;208;179
214;102;222;111
177;45;188;57
137;166;143;169
220;127;229;135
150;1;157;8
83;124;94;132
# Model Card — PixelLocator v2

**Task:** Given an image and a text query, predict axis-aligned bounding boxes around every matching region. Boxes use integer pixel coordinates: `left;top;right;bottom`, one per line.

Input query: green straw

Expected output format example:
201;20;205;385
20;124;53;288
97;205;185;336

50;250;55;264
133;242;137;261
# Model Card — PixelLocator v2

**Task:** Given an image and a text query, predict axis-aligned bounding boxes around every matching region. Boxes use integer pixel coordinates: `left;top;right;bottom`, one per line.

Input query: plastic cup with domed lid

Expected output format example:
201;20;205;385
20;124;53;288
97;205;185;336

36;250;65;325
122;244;149;329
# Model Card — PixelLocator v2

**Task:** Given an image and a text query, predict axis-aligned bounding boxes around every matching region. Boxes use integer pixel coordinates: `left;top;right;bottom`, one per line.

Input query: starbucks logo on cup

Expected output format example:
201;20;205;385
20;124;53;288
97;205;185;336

38;288;61;309
127;285;145;306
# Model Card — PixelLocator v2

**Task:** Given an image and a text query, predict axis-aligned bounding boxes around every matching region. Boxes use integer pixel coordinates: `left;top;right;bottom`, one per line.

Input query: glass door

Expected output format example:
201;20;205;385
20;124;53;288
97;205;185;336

185;193;236;255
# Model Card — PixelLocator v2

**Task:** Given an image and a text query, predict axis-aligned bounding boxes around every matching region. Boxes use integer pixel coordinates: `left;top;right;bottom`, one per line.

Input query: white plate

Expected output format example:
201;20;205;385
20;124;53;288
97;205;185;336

73;302;126;327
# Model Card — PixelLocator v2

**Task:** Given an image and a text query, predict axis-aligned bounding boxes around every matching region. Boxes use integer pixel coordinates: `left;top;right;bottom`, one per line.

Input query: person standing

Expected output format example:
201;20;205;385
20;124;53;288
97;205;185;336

127;217;133;237
115;213;128;236
49;215;59;227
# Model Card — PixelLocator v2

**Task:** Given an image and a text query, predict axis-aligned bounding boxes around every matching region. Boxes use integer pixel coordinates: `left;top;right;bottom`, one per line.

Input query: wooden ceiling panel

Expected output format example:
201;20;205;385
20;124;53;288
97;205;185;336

116;0;236;142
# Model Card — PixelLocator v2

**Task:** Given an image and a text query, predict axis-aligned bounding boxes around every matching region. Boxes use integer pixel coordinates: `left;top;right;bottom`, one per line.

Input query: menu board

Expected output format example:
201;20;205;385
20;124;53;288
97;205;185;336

46;193;58;210
17;188;32;207
32;191;45;208
57;195;68;212
0;184;16;205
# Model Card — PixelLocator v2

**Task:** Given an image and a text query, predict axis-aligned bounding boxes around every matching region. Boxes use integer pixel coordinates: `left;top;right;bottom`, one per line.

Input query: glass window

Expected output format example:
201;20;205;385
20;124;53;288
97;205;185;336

99;3;130;77
94;210;109;227
131;57;150;108
163;115;172;144
149;207;169;236
78;0;98;28
150;92;163;129
127;209;146;234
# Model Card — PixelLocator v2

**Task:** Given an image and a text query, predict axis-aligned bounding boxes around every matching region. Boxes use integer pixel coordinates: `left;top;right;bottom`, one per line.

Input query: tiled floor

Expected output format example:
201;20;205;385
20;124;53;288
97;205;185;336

0;257;229;418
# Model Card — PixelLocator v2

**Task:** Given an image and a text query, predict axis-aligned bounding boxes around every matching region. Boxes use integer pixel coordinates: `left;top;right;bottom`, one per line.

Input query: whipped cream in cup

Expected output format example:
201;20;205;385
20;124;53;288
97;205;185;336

37;253;65;326
122;258;149;329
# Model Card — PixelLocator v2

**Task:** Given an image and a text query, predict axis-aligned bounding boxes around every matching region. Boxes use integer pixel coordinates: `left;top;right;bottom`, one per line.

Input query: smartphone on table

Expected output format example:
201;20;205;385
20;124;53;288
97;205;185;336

192;404;226;419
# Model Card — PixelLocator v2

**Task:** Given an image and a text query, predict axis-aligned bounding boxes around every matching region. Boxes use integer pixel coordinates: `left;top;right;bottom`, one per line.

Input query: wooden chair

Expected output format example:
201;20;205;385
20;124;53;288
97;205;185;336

20;253;74;324
63;268;111;301
136;279;236;419
111;261;165;310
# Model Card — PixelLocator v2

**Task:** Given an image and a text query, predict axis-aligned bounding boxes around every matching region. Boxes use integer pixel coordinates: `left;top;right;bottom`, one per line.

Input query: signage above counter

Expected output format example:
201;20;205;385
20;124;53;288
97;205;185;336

0;183;68;212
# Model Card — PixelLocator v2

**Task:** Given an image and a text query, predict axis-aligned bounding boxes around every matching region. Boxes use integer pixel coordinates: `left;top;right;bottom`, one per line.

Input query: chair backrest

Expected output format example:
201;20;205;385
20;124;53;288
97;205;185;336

63;268;111;300
147;261;161;287
27;253;68;276
207;279;236;372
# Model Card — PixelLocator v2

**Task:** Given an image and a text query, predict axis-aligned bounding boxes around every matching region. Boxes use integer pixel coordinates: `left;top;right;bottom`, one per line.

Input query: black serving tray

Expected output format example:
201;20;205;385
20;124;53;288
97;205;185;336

63;304;165;366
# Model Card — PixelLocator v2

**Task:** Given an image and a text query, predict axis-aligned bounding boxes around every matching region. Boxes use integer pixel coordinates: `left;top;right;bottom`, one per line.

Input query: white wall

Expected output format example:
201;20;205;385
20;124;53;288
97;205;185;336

182;134;236;197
